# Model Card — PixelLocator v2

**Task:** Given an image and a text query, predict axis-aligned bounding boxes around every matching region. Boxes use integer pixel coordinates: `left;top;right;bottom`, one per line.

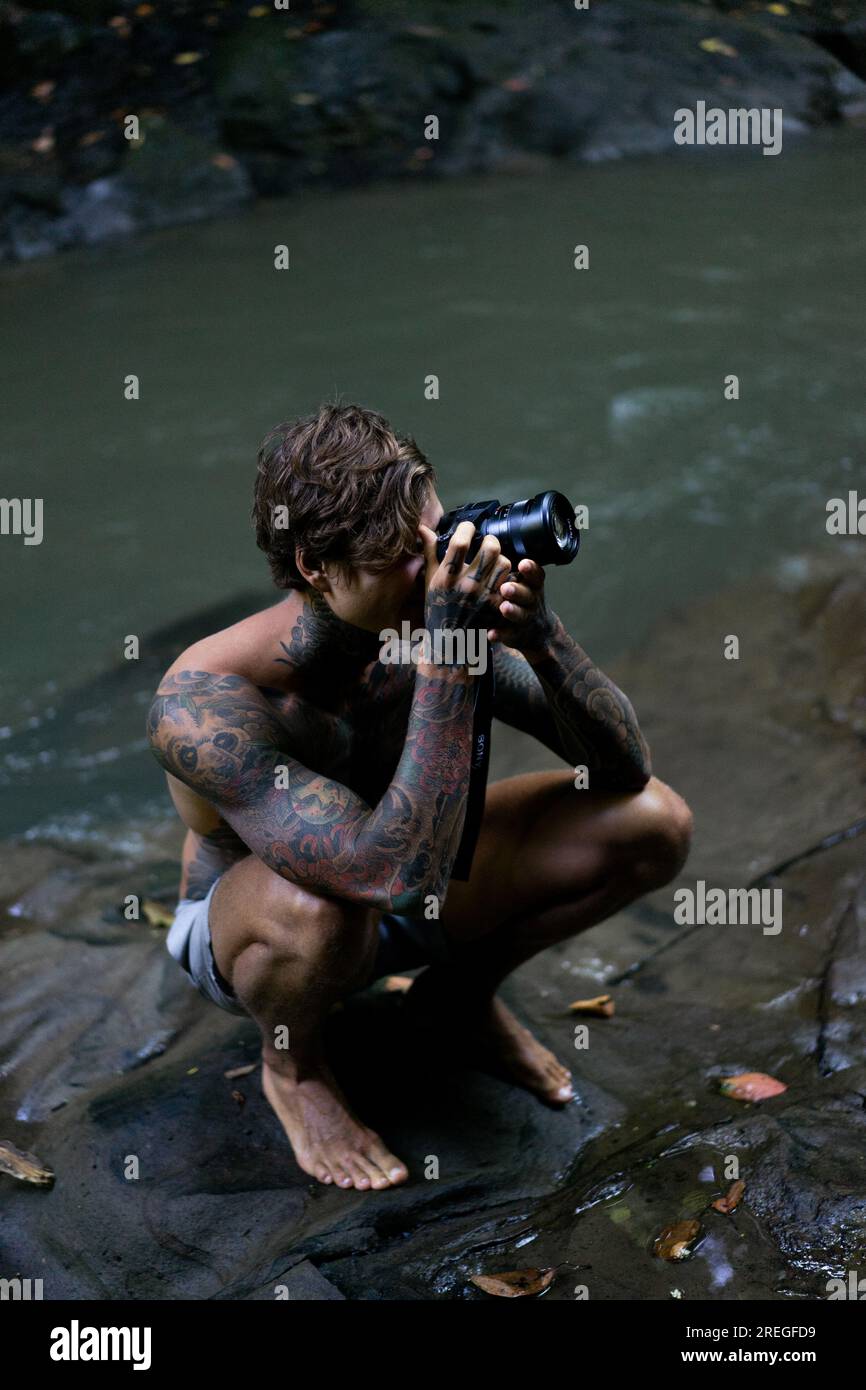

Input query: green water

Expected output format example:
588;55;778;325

1;127;864;842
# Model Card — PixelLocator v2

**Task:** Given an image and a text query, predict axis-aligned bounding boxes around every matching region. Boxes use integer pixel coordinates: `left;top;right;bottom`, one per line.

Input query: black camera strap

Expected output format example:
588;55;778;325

449;657;495;882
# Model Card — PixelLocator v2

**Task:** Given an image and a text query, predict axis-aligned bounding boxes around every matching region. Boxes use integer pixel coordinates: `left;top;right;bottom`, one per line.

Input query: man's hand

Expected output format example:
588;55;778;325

418;521;511;642
486;557;557;663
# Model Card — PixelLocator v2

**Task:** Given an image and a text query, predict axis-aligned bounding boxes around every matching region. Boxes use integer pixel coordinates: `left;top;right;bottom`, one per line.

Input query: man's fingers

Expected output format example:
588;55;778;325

517;558;545;589
487;556;512;596
499;579;534;608
468;535;502;584
418;523;439;572
440;519;476;575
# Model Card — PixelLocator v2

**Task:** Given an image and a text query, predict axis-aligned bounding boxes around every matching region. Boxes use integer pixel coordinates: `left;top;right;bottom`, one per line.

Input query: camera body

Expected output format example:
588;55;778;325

435;490;580;568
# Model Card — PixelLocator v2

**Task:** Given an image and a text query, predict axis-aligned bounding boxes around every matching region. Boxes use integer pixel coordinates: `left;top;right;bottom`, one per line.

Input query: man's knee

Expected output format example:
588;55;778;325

623;777;693;892
235;876;379;983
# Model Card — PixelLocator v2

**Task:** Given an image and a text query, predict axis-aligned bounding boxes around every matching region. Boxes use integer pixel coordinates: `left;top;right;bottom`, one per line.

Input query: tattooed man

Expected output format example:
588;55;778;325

148;403;692;1191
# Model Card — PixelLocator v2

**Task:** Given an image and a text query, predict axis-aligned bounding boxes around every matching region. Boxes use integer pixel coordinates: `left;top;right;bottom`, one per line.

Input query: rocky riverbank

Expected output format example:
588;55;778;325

2;0;865;262
1;545;863;1299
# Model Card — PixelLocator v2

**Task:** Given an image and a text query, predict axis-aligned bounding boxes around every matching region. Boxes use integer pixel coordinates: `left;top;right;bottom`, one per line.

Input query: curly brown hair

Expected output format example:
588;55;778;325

253;402;436;590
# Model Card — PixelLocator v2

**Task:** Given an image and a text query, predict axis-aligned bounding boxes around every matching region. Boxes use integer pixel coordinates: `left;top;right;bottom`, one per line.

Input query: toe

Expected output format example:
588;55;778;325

358;1155;392;1189
331;1165;353;1188
343;1158;371;1190
368;1141;409;1185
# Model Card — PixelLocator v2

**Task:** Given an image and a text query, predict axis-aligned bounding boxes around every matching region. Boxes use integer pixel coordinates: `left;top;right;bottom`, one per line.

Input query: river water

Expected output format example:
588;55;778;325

1;127;863;843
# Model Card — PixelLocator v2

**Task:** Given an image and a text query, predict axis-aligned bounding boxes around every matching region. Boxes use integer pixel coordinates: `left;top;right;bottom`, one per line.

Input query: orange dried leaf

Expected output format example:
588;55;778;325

384;975;413;993
719;1072;786;1102
470;1267;556;1298
0;1141;55;1187
210;152;237;170
231;1090;245;1106
712;1179;745;1214
173;51;202;65
31;81;55;101
79;131;106;147
654;1219;701;1261
568;994;614;1017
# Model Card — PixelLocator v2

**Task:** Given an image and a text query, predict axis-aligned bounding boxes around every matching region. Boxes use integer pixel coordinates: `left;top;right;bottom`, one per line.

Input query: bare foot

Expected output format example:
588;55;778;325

466;996;575;1105
404;984;575;1107
261;1057;409;1191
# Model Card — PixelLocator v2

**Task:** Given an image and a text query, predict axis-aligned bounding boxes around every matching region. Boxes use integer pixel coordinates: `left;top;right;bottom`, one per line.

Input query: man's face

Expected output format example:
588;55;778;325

320;486;444;634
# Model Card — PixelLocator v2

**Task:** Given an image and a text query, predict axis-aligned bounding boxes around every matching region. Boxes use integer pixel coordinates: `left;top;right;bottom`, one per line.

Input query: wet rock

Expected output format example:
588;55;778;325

0;0;864;259
1;551;864;1297
116;117;253;234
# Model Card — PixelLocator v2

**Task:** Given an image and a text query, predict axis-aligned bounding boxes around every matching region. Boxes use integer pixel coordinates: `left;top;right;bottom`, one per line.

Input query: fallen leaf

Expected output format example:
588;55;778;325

502;76;532;92
699;37;739;57
142;899;174;928
290;92;319;106
211;152;237;169
384;975;413;993
712;1179;745;1214
248;4;269;14
224;1063;256;1080
187;1067;199;1076
404;24;445;38
0;1141;55;1187
568;994;614;1017
173;51;202;65
231;1090;245;1106
79;130;106;147
470;1267;556;1297
766;3;789;12
135;2;155;13
31;130;55;155
719;1072;786;1102
654;1219;701;1261
31;81;55;101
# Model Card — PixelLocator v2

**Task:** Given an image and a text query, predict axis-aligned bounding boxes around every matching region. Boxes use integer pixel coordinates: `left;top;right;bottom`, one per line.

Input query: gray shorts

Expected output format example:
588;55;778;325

166;876;454;1018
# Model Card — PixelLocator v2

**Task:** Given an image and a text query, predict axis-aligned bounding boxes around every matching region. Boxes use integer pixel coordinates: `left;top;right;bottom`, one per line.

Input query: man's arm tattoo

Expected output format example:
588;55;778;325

492;622;651;791
148;668;474;915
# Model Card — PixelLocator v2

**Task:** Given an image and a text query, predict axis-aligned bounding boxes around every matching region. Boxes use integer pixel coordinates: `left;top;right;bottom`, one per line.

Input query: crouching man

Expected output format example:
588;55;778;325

147;402;692;1192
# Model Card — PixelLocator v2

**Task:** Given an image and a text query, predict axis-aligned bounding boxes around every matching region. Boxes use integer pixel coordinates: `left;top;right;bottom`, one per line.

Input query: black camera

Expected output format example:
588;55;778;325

435;490;580;568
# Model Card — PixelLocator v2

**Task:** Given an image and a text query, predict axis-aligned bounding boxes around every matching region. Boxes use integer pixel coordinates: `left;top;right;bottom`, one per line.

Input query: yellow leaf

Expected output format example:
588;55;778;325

173;51;202;65
766;3;789;12
699;38;739;57
0;1141;55;1187
141;898;174;928
187;1067;199;1075
248;4;269;14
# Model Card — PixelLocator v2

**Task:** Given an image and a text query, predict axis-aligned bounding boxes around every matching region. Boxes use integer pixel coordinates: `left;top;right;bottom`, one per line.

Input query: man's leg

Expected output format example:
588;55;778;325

406;771;693;1103
208;858;409;1191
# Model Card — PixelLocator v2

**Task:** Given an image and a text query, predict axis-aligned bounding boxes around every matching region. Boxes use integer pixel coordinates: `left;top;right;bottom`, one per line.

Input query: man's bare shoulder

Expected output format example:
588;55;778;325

161;592;303;693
